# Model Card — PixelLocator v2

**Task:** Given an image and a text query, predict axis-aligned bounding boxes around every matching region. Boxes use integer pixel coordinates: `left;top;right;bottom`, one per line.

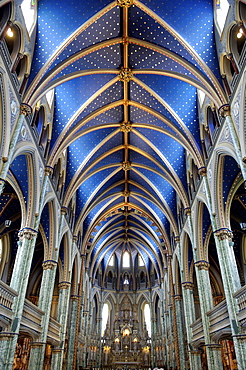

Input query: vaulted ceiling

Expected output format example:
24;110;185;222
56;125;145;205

24;0;226;280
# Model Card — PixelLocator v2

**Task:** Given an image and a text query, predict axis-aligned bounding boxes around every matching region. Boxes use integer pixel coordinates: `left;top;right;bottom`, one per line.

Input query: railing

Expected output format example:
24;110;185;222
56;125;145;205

0;280;18;326
0;281;61;344
233;284;246;325
48;316;62;344
207;299;230;335
190;317;203;344
21;299;44;336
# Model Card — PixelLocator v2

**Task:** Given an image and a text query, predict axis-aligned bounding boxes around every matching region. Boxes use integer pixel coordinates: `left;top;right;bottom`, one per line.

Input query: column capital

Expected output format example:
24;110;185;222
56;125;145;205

184;207;191;215
194;260;210;270
52;348;64;354
173;294;182;301
204;343;222;350
18;227;38;241
174;236;180;243
198;166;207;176
232;334;246;341
71;295;80;301
0;332;18;341
42;260;57;270
20;103;32;116
218;104;230;118
58;281;71;290
213;228;233;241
44;165;53;176
61;206;68;215
182;281;194;290
31;342;46;348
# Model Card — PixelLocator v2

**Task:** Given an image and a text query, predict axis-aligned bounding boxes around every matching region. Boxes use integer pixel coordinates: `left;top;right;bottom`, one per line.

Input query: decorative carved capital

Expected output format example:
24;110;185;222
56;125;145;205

58;281;71;290
42;260;57;270
18;228;37;241
31;342;46;349
122;161;131;171
173;294;182;301
120;121;132;132
205;344;222;350
71;295;80;301
214;228;233;241
194;260;210;270
117;0;133;7
119;67;133;82
174;236;180;243
182;281;194;290
44;166;53;176
184;207;191;215
198;167;207;176
61;206;68;215
20;103;32;116
218;104;230;118
0;332;17;341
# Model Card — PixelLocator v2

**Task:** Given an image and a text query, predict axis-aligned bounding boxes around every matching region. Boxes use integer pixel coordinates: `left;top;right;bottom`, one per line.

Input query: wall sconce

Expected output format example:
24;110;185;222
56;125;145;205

103;346;111;352
115;337;120;343
133;337;138;343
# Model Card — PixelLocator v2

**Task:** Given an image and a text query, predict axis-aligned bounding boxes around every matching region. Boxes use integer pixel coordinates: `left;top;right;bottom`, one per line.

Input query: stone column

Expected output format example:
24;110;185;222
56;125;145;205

186;211;223;369
201;171;246;369
0;103;32;195
174;295;186;370
96;315;102;368
167;255;179;369
66;295;79;369
181;282;202;370
213;229;246;369
0;228;38;370
28;260;58;369
51;281;71;369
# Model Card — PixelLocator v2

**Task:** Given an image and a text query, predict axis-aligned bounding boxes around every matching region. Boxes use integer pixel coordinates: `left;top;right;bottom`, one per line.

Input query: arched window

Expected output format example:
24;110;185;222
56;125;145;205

138;254;144;267
109;254;114;266
144;303;151;337
21;0;36;34
122;250;130;268
101;303;109;336
215;0;229;34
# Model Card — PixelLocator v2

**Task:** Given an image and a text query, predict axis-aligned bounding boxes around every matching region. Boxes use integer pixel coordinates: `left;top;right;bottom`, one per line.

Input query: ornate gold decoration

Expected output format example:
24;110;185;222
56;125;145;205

122;190;130;197
194;260;210;270
122;161;131;171
198;167;207;176
18;228;37;241
42;260;57;270
120;121;132;132
117;0;133;7
58;281;71;290
44;166;53;176
61;206;68;215
20;103;32;117
119;67;133;82
218;104;230;118
182;281;194;290
184;207;191;216
214;228;233;241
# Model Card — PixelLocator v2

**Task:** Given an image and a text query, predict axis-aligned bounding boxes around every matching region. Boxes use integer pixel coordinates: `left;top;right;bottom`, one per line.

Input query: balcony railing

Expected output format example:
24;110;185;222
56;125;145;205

233;284;246;326
0;280;60;344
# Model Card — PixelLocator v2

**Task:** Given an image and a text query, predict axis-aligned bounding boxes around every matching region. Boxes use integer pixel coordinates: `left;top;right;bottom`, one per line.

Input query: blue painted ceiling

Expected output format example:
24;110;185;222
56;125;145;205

23;0;227;279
